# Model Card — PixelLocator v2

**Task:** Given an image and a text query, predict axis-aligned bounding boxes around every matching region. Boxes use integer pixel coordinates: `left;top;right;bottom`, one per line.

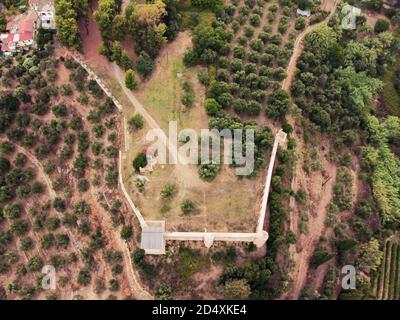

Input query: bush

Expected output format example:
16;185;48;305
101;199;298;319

78;179;90;193
223;279;251;300
132;152;148;172
11;219;29;236
4;203;21;220
205;98;222;116
311;248;334;267
128;114;144;131
20;237;34;251
77;268;92;286
136;53;154;79
125;69;138;90
120;225;133;240
198;163;220;181
27;256;44;272
60;84;72;96
374;19;390;33
155;284;174;300
181;200;196;215
161;184;177;200
295;17;307;30
53;197;66;212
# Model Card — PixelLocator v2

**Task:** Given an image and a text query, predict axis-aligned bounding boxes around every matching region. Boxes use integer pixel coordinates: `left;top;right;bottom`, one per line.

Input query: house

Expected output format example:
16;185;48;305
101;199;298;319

29;0;56;30
297;9;311;17
0;15;36;56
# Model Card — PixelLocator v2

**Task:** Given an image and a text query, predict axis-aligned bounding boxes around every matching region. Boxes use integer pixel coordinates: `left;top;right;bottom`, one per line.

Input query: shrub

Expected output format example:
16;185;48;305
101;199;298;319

20;237;34;251
374;18;390;33
53;197;66;212
78;179;90;193
77;268;92;286
223;279;251;300
11;219;29;236
198;163;220;182
136;53;154;79
295;17;307;30
41;234;55;250
155;284;174;300
125;69;138;90
120;225;133;240
181;200;196;215
132;152;148;172
311;248;334;267
60;84;72;96
27;256;43;272
161;184;177;200
128;114;144;131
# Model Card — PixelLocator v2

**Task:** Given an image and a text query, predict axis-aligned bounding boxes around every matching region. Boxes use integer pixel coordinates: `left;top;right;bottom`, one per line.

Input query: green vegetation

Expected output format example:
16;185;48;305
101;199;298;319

223;279;251;300
55;0;88;49
91;0;182;79
160;184;177;200
128;114;144;131
373;238;400;300
310;247;334;267
125;69;138;90
132;152;147;172
180;199;196;215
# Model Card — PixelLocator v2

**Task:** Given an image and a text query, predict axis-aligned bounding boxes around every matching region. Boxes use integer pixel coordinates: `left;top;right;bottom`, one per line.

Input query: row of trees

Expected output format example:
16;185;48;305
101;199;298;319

291;4;400;299
184;0;293;118
92;0;181;80
55;0;89;49
0;22;134;299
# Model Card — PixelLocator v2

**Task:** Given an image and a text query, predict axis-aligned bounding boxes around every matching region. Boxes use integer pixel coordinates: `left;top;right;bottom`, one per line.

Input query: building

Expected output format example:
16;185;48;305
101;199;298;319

297;9;311;17
140;221;166;255
29;0;56;30
0;15;36;56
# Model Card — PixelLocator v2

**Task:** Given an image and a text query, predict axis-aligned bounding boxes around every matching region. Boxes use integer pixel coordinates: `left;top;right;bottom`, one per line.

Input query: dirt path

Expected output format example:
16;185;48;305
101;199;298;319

113;58;205;192
97;191;153;300
281;0;339;299
282;0;338;92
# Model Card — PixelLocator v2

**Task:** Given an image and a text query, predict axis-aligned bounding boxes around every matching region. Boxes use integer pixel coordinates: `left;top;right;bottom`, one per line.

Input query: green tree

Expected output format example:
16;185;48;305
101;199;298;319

128;114;144;131
161;184;177;200
120;225;133;240
132;152;147;172
181;200;196;215
155;284;174;300
135;53;154;78
223;279;251;300
358;238;383;272
125;69;138;90
77;268;92;286
374;19;390;33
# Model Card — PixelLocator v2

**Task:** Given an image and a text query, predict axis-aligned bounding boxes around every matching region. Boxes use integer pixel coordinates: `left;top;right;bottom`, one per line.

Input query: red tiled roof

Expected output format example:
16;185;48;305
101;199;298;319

19;31;33;41
18;18;34;33
1;44;11;52
5;34;14;43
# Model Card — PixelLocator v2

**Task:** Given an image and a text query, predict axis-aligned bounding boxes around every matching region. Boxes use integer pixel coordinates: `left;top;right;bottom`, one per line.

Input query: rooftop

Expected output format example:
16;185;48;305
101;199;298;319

140;221;165;255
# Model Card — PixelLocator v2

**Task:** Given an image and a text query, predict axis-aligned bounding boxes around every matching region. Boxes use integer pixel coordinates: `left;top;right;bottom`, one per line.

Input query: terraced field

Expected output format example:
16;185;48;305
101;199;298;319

374;238;400;300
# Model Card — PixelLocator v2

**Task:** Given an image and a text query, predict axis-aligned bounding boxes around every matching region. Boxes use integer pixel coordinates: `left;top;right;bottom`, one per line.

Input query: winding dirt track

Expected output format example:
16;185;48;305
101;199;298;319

282;0;338;92
281;0;338;299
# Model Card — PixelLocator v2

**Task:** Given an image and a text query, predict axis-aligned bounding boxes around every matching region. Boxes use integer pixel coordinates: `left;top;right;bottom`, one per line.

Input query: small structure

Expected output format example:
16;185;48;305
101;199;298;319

0;16;36;56
29;0;56;30
140;221;166;255
297;9;311;17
